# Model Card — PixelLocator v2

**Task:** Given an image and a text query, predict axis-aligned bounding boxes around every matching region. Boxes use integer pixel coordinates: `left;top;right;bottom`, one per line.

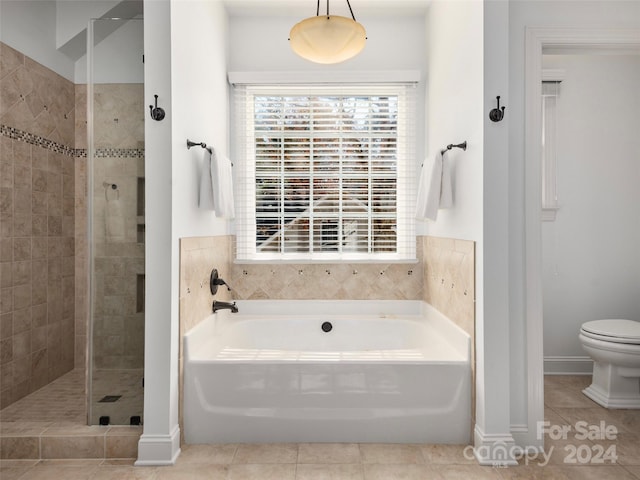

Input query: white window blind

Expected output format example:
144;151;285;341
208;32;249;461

542;80;561;221
233;84;417;262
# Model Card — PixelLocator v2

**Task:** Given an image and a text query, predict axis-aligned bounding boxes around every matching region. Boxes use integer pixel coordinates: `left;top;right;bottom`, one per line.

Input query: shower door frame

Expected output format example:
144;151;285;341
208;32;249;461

86;16;145;426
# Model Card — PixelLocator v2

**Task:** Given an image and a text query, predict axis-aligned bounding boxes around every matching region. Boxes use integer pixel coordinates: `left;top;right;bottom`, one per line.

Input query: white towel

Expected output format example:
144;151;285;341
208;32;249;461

415;152;452;221
210;148;235;218
198;150;215;210
440;153;453;209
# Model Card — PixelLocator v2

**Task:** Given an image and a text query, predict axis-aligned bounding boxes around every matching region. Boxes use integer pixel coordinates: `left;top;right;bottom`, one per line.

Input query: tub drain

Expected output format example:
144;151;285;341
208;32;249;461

321;321;333;332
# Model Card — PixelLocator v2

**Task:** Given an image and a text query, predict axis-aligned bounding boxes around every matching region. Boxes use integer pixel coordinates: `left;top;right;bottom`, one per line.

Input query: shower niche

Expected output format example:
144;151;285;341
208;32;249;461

88;17;145;425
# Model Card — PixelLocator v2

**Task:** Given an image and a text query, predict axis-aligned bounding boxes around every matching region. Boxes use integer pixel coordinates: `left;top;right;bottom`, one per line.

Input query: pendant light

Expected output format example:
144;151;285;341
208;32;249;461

289;0;367;64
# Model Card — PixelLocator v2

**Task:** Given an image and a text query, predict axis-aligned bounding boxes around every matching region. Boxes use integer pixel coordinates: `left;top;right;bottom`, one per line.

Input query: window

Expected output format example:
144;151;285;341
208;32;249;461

233;84;416;262
541;73;563;221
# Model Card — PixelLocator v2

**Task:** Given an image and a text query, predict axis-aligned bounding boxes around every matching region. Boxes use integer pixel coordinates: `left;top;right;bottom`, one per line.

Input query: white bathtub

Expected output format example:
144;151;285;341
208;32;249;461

183;300;471;444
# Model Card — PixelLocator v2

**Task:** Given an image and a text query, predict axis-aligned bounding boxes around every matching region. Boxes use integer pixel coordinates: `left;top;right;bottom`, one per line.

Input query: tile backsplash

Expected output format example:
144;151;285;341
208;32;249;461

230;261;424;301
422;236;475;337
178;235;474;332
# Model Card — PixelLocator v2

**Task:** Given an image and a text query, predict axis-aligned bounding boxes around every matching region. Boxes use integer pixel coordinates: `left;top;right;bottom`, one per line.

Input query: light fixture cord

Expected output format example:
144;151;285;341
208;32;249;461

345;0;357;21
316;0;356;21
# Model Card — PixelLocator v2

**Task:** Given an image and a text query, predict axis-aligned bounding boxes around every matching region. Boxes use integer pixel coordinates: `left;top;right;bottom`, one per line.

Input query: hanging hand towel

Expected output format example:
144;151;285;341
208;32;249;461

416;152;443;221
198;149;215;210
210;148;235;218
439;152;453;209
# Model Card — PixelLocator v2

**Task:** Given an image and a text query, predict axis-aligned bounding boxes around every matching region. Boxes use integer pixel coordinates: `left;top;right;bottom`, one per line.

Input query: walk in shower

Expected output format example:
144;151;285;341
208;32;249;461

87;16;144;426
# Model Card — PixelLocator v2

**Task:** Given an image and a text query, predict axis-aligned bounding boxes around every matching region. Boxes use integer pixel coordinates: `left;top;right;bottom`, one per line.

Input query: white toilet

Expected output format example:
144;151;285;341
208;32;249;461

579;319;640;409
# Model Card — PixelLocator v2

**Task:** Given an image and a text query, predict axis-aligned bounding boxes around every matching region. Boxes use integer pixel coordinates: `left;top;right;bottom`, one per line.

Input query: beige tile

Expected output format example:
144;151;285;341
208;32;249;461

0;436;39;459
430;464;504;479
623;465;640;479
106;434;138;459
541;465;638;480
297;443;361;464
421;444;476;464
359;444;423;464
106;426;142;437
228;463;296;480
551;407;625;437
543;439;585;466
90;465;159;480
0;459;38;480
154;463;228;480
606;410;640;436
176;444;237;464
296;463;363;479
16;464;99;480
544;387;600;409
43;424;106;436
100;458;137;466
496;465;544;479
615;435;640;466
362;463;433;480
37;459;103;466
0;422;51;435
233;443;298;464
41;435;104;459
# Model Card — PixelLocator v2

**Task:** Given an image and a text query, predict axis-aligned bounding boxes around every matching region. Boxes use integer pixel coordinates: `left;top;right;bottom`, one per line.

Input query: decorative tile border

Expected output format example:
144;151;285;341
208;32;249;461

94;148;145;159
1;124;78;156
0;124;144;158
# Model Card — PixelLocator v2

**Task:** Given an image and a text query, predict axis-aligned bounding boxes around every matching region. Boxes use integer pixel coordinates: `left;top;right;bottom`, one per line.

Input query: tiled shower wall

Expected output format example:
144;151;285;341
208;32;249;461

91;84;145;370
0;42;76;408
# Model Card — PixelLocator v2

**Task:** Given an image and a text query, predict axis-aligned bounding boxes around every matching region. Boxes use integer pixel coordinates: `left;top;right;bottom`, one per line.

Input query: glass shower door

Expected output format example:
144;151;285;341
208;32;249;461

88;17;145;426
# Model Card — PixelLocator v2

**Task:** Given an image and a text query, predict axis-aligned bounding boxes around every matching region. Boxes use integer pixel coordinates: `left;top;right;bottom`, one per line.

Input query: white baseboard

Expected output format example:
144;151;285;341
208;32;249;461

135;425;181;466
544;356;593;375
473;425;518;466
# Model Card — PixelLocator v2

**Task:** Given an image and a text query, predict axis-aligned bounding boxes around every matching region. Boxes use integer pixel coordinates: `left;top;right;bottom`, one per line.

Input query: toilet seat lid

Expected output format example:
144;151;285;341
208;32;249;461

581;319;640;344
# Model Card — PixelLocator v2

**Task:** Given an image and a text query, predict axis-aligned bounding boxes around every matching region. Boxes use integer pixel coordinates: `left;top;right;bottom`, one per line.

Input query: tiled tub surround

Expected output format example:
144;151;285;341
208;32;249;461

1;42;77;410
178;235;234;442
421;236;475;338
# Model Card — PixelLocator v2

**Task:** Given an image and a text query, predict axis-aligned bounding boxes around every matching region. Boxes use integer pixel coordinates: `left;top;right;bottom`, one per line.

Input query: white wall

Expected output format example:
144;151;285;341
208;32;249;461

228;13;427;165
0;0;75;81
508;0;640;439
76;19;144;84
423;2;483;241
137;0;176;465
426;0;515;462
137;0;230;465
542;54;640;370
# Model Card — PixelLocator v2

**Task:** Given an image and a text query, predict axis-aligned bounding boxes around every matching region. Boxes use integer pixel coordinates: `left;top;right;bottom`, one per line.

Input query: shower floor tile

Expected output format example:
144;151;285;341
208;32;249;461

0;369;85;424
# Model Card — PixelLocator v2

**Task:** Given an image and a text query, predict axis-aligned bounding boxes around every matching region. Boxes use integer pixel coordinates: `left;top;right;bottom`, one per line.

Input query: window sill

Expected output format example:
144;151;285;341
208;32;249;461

234;258;419;265
542;206;560;222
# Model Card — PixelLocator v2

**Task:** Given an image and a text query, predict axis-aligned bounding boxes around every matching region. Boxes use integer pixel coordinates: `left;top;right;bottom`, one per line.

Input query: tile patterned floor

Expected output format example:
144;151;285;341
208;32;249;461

1;374;639;479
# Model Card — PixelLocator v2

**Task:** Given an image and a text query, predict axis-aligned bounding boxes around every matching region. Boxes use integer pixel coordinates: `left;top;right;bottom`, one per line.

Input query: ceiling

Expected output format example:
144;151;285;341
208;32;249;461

222;0;430;17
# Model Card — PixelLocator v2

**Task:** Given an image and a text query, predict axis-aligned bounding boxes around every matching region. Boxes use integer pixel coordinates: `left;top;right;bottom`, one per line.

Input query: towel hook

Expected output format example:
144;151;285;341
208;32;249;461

149;94;165;121
489;96;506;122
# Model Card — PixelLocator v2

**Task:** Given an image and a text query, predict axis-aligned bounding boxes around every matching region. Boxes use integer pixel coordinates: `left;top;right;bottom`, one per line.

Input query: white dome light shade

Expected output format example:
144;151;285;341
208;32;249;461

289;15;366;64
